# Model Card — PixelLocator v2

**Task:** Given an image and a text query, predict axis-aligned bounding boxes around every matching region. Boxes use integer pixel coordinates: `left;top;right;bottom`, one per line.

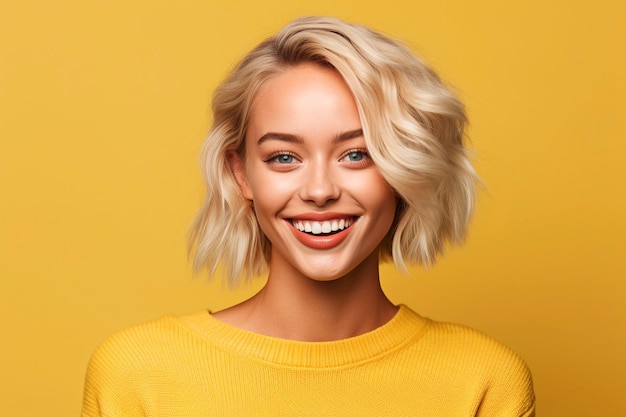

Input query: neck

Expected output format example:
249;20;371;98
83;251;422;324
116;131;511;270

212;252;398;342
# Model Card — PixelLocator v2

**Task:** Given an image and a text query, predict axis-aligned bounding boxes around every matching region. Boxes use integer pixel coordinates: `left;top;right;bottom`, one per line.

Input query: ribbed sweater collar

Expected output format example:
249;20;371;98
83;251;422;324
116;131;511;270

175;305;429;369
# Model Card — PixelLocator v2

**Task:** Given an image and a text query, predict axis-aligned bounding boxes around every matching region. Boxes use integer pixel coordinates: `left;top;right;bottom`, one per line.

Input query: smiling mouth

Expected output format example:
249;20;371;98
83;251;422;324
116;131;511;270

290;217;356;236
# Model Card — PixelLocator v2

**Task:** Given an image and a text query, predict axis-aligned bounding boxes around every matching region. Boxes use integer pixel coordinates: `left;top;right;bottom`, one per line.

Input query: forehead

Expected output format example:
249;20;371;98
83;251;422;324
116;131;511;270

245;63;362;144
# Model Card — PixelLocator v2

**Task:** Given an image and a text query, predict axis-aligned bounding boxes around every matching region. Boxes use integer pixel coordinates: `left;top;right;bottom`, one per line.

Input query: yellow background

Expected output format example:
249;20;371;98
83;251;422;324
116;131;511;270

1;1;624;415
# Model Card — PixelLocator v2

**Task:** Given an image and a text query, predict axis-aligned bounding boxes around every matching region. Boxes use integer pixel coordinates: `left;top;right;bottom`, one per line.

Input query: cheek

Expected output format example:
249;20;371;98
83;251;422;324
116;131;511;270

363;176;398;230
360;174;397;208
248;174;298;203
246;171;300;233
248;190;281;242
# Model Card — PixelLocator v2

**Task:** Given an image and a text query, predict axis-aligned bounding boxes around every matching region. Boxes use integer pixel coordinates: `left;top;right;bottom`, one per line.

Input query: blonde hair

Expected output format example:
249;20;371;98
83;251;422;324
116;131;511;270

189;16;478;286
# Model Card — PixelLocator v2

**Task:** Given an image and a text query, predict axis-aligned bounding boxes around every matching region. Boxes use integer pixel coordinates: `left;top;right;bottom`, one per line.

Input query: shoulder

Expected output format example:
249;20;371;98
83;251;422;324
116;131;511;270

399;307;532;383
88;315;187;370
433;320;530;370
84;315;189;393
411;312;535;416
423;319;529;366
82;314;205;417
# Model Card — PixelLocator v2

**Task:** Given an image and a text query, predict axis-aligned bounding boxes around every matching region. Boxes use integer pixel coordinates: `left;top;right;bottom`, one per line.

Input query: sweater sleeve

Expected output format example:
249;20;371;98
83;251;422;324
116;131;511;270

475;343;536;417
81;330;149;417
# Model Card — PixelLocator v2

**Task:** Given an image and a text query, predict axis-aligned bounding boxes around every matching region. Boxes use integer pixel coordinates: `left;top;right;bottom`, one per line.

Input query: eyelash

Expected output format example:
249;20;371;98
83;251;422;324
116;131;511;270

264;151;300;165
263;148;372;167
340;148;371;165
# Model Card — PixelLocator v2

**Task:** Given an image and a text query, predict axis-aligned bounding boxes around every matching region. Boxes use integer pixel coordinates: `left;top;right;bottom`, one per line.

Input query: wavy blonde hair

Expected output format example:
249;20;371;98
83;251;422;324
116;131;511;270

189;16;478;286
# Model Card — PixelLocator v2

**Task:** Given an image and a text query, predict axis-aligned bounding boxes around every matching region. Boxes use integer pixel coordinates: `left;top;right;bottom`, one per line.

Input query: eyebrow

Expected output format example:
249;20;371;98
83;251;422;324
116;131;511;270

256;129;364;145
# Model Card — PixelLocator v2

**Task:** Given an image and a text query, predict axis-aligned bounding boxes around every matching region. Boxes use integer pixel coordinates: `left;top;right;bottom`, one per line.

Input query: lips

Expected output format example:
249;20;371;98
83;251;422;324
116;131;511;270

291;217;354;235
287;215;357;249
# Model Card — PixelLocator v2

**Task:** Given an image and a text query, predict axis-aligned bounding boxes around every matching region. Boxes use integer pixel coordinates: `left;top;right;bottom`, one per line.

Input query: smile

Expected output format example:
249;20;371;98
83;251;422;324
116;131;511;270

291;217;355;235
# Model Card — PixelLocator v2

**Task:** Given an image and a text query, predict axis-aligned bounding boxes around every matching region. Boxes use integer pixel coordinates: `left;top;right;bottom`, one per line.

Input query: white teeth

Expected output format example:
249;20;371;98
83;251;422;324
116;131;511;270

292;218;354;235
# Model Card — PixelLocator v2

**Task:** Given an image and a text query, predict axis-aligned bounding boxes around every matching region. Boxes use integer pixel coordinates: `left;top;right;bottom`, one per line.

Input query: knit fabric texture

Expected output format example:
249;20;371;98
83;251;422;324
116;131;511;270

82;305;535;416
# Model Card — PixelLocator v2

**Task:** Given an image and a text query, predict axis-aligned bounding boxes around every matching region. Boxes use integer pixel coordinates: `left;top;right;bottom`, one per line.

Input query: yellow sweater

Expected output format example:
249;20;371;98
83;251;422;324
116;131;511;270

82;305;535;416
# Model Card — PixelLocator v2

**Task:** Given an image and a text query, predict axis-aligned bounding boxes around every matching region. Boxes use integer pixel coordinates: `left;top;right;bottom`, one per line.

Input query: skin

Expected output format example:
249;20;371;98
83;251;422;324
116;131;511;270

214;63;399;342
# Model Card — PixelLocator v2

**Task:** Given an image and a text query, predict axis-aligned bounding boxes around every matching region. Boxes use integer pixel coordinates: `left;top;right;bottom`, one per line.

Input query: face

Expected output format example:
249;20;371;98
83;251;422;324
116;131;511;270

230;63;396;282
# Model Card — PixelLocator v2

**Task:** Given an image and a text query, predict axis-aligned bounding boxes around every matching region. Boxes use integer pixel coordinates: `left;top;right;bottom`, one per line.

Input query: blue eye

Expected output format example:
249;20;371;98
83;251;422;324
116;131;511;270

270;154;296;164
343;151;367;162
347;151;364;161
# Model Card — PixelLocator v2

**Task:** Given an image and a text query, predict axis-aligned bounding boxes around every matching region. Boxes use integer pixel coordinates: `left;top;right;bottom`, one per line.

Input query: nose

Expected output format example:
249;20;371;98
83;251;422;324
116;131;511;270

299;162;341;206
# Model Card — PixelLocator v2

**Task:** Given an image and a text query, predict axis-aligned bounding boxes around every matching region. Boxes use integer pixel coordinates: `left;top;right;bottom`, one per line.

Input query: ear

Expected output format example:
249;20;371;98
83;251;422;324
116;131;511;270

227;151;253;201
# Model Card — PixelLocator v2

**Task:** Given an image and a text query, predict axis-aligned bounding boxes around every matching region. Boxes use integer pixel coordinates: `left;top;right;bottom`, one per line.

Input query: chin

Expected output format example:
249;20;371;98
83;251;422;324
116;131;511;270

293;256;366;283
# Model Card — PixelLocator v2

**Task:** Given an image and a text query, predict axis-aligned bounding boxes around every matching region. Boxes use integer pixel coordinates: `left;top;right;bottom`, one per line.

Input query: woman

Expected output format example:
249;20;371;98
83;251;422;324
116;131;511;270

82;16;535;416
